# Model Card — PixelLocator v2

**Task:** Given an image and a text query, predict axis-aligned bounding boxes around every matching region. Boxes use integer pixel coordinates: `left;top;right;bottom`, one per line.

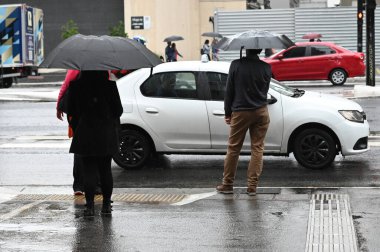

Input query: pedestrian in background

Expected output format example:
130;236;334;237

68;71;123;217
211;38;219;61
165;41;174;62
216;49;271;196
171;43;183;61
202;39;211;61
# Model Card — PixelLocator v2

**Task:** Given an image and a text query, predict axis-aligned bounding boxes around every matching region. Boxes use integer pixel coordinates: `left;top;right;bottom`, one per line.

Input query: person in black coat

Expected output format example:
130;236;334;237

67;70;123;217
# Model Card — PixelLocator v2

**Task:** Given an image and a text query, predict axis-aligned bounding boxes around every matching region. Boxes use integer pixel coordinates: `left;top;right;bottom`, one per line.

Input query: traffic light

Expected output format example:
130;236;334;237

358;0;364;22
357;0;364;52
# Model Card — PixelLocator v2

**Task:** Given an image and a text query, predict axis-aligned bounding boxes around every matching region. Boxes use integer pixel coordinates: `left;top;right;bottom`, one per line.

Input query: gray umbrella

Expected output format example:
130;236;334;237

201;32;223;38
214;29;295;51
40;34;162;70
163;35;184;42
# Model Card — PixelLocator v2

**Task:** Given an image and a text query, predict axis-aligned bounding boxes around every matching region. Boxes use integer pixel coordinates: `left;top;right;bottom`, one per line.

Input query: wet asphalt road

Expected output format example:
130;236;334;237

0;100;379;188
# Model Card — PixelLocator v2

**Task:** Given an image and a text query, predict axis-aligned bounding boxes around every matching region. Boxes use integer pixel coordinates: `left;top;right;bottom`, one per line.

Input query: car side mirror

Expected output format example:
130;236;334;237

267;94;277;105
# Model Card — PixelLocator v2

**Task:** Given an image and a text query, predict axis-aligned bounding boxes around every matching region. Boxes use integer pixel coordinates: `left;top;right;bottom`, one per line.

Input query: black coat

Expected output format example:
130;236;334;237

67;72;123;156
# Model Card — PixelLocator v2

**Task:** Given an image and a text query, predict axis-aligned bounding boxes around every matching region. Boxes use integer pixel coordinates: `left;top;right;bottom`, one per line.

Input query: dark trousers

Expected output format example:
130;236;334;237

82;155;113;206
73;154;84;192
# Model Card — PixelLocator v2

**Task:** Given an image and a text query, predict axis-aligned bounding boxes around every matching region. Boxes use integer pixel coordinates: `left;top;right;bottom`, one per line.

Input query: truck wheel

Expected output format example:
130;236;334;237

0;78;13;88
293;128;337;169
113;129;152;169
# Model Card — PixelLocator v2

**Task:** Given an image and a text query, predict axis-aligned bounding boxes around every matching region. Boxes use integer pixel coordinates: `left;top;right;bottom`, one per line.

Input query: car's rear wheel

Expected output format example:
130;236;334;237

329;69;347;86
293;128;337;169
113;129;152;169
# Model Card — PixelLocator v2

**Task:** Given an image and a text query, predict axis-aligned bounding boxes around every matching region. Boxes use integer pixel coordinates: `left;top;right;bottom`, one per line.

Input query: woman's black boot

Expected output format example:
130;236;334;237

101;200;112;216
84;203;95;218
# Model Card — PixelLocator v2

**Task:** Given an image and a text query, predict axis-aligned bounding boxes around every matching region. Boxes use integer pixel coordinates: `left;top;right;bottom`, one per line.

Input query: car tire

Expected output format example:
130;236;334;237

329;69;347;86
113;129;152;169
293;128;337;169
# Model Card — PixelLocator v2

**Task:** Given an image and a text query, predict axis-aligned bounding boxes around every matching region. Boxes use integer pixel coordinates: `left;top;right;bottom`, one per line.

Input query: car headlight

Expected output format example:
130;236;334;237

338;110;366;123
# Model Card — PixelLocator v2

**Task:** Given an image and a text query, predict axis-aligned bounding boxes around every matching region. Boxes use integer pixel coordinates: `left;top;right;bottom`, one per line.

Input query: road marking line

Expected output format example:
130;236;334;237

0;143;70;148
16;136;69;140
0;201;41;222
171;191;217;206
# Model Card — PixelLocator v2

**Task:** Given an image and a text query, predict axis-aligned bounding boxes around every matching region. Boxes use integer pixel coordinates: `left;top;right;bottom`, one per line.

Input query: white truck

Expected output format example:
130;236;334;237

0;4;44;88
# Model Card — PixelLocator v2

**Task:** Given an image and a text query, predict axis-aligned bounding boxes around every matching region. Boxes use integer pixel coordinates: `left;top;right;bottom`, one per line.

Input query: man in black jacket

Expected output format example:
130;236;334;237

217;49;271;196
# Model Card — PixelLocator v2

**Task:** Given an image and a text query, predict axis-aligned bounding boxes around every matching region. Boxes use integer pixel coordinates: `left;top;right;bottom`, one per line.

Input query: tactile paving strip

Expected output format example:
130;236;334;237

305;194;358;252
12;193;186;204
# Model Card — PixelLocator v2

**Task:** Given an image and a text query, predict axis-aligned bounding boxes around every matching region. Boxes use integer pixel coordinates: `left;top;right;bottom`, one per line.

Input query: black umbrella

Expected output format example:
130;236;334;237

201;32;223;38
40;34;162;70
163;35;184;42
215;29;294;50
215;29;295;58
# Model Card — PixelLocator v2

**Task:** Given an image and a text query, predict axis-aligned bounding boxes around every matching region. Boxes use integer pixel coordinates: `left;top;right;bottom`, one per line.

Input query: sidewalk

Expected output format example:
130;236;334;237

0;186;379;251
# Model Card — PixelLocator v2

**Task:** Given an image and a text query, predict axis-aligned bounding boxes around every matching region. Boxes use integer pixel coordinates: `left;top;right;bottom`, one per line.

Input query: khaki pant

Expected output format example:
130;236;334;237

222;106;270;188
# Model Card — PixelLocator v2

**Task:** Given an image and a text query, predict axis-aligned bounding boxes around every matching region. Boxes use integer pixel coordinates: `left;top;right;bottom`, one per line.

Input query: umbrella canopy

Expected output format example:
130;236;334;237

163;35;184;42
40;34;162;70
214;29;295;51
201;32;223;38
302;33;322;40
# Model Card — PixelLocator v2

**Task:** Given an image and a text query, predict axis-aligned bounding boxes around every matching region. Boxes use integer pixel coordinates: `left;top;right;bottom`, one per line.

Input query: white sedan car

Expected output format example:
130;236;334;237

115;61;369;170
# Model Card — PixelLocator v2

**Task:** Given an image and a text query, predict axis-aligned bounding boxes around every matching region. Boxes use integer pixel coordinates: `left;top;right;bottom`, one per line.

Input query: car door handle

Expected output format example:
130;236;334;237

145;108;159;114
212;110;225;116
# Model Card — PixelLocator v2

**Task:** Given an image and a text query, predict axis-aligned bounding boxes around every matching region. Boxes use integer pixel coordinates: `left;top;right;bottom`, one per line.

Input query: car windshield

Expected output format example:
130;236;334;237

270;79;304;97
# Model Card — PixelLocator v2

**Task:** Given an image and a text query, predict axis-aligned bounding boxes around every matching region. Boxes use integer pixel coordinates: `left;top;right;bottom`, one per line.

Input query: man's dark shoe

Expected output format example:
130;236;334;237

216;184;233;194
247;187;257;196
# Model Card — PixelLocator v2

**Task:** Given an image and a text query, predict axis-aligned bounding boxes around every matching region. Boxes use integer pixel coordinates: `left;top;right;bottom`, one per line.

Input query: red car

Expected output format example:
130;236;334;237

263;42;365;85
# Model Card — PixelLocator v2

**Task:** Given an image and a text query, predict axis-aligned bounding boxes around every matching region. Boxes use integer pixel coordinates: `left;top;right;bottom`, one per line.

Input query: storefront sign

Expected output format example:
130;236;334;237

131;16;151;30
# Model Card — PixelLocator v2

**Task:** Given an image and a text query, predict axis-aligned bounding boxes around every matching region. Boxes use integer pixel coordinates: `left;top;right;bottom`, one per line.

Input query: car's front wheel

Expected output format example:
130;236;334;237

329;69;347;85
293;128;337;169
113;129;152;169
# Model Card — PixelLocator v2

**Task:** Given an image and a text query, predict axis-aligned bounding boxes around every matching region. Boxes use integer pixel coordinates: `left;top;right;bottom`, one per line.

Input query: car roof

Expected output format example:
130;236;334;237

294;41;353;52
152;61;231;74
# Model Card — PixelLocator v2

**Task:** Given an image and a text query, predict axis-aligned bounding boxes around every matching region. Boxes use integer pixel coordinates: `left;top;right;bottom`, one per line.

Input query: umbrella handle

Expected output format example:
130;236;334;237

240;46;244;59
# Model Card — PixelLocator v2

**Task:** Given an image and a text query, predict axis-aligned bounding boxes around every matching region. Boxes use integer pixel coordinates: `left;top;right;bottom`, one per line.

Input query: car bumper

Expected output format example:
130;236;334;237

338;120;370;156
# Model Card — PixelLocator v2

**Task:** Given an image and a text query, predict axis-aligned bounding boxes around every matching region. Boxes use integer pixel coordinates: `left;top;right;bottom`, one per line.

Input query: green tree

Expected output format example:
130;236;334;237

61;19;79;40
109;21;128;37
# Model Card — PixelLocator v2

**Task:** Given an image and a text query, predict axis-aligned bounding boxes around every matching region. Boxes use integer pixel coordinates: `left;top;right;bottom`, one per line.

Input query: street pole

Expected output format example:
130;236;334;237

357;0;363;52
366;0;376;86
